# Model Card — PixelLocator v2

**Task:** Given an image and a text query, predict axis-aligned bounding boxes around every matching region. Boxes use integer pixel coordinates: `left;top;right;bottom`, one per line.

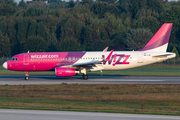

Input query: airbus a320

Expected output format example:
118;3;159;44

3;23;176;80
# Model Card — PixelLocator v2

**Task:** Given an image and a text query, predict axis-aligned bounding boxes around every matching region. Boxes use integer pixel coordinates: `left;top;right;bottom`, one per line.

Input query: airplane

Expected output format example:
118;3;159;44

3;23;176;80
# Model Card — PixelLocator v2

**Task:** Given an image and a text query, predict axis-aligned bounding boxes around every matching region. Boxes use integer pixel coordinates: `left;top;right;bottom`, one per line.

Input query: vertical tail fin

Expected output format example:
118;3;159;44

139;23;173;52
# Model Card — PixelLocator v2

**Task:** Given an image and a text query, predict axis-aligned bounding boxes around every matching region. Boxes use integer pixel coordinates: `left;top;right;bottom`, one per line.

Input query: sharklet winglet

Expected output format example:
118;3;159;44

103;47;109;52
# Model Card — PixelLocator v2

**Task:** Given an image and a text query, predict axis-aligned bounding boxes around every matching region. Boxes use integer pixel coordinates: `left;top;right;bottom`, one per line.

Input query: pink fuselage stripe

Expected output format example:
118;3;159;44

7;52;86;71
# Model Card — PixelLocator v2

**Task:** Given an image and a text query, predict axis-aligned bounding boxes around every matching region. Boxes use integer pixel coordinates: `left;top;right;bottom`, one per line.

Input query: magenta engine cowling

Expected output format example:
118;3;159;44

55;67;79;77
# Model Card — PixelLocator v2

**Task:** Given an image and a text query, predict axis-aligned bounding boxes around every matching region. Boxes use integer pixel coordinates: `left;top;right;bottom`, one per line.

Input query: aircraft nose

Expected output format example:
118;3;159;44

3;62;7;69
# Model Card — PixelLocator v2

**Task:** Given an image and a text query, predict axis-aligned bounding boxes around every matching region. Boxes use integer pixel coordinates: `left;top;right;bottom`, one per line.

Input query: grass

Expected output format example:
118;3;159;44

0;84;180;115
1;64;180;76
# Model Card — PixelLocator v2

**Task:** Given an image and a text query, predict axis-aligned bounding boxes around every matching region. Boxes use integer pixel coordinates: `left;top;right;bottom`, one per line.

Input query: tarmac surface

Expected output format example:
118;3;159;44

0;109;179;120
0;75;180;85
0;76;180;119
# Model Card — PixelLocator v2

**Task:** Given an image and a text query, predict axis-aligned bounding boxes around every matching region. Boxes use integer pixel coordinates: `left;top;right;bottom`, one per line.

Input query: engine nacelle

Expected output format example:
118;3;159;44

55;67;79;77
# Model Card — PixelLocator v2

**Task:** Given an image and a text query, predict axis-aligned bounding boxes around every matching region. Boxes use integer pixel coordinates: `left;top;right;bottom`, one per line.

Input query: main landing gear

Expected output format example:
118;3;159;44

82;74;88;80
25;71;29;80
81;68;88;80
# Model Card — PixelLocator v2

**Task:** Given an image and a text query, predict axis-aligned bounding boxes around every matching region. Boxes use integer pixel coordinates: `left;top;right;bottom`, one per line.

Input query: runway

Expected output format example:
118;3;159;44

0;75;180;85
0;77;179;119
0;109;179;120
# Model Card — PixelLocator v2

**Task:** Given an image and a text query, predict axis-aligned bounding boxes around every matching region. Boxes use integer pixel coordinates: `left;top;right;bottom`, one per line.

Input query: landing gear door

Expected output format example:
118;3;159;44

23;55;29;65
137;53;143;63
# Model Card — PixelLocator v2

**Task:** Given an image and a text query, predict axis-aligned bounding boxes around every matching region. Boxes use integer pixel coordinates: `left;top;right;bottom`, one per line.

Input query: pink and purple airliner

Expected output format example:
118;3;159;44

3;23;176;80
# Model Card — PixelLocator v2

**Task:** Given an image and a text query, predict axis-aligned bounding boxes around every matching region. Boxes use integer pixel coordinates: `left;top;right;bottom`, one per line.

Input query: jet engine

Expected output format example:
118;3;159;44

55;67;79;77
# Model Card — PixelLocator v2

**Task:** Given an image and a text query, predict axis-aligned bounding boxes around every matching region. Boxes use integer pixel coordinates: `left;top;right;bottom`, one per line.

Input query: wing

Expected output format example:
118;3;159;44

61;49;114;71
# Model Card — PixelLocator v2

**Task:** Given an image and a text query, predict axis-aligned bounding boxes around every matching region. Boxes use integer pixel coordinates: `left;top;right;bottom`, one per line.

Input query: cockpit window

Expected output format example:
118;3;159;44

10;58;18;61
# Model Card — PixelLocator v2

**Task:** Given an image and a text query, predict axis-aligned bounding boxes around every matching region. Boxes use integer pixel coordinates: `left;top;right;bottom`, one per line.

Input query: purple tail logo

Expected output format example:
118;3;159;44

102;54;130;66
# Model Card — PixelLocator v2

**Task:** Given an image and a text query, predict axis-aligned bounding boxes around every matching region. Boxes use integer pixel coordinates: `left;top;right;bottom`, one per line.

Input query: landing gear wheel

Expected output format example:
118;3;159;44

25;76;29;80
25;71;29;80
82;74;88;80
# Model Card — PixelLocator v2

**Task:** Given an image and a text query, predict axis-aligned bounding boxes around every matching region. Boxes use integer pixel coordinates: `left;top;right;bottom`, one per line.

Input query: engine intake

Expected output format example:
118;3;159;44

55;67;79;77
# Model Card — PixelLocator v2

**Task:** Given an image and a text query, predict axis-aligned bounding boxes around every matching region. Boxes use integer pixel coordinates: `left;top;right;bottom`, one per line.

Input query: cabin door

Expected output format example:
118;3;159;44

137;53;143;63
23;55;29;65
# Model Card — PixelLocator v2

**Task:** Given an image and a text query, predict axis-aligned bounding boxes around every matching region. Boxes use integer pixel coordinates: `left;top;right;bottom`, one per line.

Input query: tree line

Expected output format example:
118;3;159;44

0;0;180;57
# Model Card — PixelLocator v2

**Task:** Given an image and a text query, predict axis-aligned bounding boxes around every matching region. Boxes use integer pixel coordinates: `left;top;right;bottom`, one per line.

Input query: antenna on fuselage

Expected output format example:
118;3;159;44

27;51;30;53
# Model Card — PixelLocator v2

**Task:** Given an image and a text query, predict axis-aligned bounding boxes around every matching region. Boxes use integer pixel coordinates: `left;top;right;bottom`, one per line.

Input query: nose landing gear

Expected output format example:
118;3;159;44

25;71;29;80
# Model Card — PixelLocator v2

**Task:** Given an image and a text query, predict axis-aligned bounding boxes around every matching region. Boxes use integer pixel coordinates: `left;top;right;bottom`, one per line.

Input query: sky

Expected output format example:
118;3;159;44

14;0;179;4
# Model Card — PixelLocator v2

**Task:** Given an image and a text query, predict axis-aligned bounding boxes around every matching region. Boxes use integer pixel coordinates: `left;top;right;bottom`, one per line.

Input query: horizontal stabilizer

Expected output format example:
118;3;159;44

152;53;176;59
152;54;171;58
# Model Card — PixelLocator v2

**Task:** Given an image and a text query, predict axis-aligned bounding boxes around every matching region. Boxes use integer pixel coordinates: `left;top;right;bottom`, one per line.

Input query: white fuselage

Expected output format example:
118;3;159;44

74;51;176;71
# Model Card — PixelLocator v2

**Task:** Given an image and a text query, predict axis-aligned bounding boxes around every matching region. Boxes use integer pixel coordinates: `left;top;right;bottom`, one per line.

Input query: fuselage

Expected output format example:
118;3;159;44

4;51;176;72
